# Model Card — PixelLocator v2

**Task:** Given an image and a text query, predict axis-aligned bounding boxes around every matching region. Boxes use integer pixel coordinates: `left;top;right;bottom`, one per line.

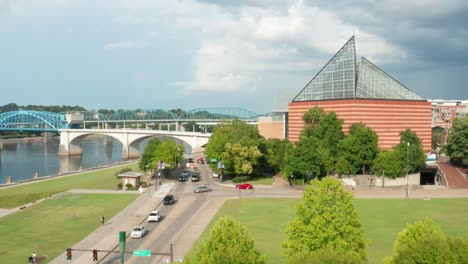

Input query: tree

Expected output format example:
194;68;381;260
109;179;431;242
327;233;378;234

282;137;332;180
263;138;289;173
301;107;344;158
287;248;365;264
446;118;468;164
338;123;379;174
372;150;406;178
395;129;426;173
283;177;367;262
138;137;161;171
154;140;184;169
221;143;262;176
384;219;456;264
187;216;267;264
432;126;445;150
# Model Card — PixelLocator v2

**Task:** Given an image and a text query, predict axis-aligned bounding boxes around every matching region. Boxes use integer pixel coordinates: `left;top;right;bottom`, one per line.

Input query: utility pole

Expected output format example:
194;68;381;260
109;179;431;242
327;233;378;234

406;142;410;198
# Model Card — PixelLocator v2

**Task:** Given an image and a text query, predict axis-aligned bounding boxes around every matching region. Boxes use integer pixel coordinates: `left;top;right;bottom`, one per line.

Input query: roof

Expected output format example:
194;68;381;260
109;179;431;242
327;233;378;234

117;171;143;178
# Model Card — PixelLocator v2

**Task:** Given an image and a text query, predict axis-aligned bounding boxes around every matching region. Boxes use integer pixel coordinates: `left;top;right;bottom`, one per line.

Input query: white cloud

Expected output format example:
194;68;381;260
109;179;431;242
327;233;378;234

170;0;406;92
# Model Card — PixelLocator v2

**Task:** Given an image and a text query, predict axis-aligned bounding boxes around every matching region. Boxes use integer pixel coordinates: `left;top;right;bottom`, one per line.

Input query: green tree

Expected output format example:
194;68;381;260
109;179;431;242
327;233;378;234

338;123;379;174
301;106;344;158
282;137;332;180
187;216;267;264
372;150;406;178
263;138;289;173
154;140;184;169
221;143;262;176
384;219;455;264
138;137;161;171
205;119;264;175
283;177;367;262
448;236;468;264
446;118;468;164
287;248;365;264
395;129;426;173
432;126;445;151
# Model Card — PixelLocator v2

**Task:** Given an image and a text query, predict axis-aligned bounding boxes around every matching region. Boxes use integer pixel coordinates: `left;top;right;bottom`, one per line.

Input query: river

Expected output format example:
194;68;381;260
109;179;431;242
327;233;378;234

0;136;147;184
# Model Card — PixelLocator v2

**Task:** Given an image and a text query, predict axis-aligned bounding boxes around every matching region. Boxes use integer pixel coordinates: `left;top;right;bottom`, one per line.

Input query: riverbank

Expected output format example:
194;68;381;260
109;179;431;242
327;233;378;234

0;159;139;189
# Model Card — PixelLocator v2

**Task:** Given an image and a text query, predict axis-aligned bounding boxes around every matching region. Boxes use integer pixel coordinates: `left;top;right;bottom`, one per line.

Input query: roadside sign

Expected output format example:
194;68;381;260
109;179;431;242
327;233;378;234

210;158;217;163
133;250;151;257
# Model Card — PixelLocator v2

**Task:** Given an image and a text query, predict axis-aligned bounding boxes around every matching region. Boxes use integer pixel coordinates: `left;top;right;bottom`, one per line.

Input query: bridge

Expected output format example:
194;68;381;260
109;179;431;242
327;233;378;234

59;129;211;159
0;108;259;131
0;108;255;157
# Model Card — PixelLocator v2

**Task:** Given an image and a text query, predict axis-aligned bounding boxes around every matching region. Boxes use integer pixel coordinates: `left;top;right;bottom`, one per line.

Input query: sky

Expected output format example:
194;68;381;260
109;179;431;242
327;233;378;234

1;0;467;114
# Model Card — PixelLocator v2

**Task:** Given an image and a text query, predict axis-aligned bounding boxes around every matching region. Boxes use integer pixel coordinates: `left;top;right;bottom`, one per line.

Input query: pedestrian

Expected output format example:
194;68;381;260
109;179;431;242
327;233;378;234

101;216;105;225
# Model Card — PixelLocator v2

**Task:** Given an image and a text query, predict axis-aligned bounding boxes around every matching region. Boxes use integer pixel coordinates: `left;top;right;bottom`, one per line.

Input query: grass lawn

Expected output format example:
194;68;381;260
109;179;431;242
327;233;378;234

247;176;274;185
0;193;137;264
189;198;468;264
0;163;141;208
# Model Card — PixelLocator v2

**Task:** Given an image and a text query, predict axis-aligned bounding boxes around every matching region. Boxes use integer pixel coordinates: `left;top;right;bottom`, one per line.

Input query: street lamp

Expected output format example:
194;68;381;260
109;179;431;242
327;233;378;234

406;142;410;198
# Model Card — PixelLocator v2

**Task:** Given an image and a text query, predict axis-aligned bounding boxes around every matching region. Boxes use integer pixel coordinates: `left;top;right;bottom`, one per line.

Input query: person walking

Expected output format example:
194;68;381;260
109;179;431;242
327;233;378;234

100;216;105;225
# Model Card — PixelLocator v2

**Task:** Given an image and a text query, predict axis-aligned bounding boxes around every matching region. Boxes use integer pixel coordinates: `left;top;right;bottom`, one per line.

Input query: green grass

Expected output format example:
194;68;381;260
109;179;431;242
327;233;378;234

189;198;468;264
0;193;138;264
247;176;274;185
0;163;141;208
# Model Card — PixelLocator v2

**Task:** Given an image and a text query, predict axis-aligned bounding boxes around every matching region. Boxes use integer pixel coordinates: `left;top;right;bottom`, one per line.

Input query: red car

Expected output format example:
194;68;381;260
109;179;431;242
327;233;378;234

197;157;205;164
235;183;253;189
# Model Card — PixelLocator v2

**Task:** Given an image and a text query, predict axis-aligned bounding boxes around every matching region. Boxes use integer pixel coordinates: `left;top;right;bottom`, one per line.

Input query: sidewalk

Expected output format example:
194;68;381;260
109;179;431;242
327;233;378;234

49;183;175;264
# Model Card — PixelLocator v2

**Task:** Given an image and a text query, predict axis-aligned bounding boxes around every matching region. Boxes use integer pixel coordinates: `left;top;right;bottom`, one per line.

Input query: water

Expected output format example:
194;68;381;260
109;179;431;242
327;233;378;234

0;137;127;184
0;136;192;184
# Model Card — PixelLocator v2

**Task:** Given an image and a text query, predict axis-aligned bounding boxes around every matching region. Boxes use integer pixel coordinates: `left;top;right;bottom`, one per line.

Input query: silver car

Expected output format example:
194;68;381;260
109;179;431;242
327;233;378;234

194;186;212;193
131;225;146;238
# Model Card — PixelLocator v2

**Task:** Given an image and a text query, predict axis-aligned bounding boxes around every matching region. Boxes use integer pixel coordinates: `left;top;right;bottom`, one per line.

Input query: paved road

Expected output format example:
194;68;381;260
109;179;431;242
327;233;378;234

46;153;468;264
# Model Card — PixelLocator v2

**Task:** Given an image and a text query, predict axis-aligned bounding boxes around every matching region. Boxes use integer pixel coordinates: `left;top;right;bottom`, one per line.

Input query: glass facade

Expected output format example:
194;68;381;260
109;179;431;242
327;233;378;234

293;37;356;101
356;57;423;100
293;36;424;102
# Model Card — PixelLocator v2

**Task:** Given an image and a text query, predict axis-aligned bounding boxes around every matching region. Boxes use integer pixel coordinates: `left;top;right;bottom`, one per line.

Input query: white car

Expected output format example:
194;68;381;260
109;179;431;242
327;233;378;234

131;226;145;238
147;210;160;222
213;173;219;178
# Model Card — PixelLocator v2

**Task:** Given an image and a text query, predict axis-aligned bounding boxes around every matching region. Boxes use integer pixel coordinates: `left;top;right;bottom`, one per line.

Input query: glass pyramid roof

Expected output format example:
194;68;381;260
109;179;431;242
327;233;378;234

293;36;424;102
356;57;423;100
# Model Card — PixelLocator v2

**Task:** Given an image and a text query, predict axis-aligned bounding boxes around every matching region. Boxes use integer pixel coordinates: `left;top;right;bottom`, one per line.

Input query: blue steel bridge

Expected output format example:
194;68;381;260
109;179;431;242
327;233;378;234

0;108;260;132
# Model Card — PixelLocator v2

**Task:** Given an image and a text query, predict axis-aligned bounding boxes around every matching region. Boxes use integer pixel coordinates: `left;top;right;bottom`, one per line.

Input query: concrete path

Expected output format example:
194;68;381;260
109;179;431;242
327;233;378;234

49;183;175;264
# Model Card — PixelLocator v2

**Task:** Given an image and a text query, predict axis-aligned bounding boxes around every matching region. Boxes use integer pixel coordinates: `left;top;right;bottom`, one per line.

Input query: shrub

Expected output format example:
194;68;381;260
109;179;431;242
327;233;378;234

232;176;251;183
125;183;133;189
117;183;122;190
140;182;148;188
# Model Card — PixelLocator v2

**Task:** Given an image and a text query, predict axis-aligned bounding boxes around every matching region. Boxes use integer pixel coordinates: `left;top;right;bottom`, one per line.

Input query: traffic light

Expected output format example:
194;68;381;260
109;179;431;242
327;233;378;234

92;249;98;261
66;248;72;260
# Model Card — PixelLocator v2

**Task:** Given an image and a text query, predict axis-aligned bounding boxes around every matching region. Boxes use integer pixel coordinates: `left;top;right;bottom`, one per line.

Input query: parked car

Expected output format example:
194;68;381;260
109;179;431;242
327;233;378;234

188;158;193;163
212;173;219;178
194;186;212;193
163;194;175;205
147;210;161;222
235;183;253;189
192;175;201;182
192;170;200;177
131;225;146;238
197;157;205;164
181;171;189;177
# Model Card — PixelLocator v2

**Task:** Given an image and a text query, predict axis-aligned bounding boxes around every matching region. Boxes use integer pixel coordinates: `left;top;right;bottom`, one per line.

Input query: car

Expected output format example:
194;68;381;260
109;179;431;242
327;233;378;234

163;194;175;205
181;171;189;177
178;176;187;182
193;167;199;172
192;175;201;182
194;186;212;193
131;225;146;238
235;183;253;189
147;210;161;222
192;170;200;176
197;157;205;164
188;158;193;163
212;173;219;178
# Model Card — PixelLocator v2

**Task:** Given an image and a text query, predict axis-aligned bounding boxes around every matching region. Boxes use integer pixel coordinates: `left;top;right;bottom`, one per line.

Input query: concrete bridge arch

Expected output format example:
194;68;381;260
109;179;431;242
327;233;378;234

59;129;211;159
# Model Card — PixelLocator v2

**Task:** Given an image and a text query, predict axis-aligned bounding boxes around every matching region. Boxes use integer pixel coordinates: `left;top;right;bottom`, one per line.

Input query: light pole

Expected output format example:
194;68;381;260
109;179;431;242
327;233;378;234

406;142;410;198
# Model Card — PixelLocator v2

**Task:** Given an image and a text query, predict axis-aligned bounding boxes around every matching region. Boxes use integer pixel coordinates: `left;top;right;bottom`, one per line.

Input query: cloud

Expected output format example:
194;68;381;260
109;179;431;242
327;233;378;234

171;0;405;92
